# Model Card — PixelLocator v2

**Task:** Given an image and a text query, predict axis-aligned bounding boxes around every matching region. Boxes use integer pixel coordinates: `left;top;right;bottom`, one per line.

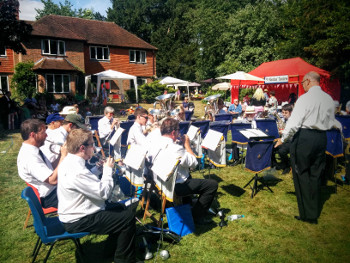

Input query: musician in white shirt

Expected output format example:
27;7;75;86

57;128;136;262
275;71;341;224
147;118;218;224
17;119;67;208
98;106;119;144
127;108;149;146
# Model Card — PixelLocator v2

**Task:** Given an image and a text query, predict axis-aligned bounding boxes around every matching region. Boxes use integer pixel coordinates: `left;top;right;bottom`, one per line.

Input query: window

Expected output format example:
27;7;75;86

0;46;6;57
0;76;8;93
137;77;147;86
129;50;146;63
90;46;109;61
46;74;70;93
42;39;65;56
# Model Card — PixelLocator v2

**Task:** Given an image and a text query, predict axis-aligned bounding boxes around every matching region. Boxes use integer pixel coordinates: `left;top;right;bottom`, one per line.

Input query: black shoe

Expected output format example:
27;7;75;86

282;168;290;175
294;216;318;224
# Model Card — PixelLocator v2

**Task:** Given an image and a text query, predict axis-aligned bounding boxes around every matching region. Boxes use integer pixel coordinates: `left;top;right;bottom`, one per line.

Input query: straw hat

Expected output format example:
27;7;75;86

245;106;255;114
59;106;76;115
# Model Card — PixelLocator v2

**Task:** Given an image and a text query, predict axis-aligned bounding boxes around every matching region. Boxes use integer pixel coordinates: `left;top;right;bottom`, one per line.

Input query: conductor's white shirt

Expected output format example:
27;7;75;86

17;143;55;197
57;153;113;223
147;136;198;184
127;121;147;146
282;86;341;143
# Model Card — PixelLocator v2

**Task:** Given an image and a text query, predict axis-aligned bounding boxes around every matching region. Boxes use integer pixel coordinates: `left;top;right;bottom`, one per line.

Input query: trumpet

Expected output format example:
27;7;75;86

47;140;63;155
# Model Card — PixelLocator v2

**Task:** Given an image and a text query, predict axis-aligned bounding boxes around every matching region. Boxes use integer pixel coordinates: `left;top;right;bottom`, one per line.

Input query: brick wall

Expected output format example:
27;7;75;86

85;46;156;77
0;49;15;73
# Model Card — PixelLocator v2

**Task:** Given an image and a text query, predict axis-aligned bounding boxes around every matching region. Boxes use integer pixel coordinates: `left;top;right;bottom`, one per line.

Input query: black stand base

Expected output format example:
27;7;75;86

243;174;273;198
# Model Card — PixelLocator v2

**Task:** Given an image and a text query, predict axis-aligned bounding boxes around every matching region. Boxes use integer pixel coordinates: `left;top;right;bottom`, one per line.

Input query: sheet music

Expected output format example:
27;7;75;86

201;129;223;151
187;125;199;141
109;127;124;146
123;144;147;170
151;147;180;182
239;129;268;139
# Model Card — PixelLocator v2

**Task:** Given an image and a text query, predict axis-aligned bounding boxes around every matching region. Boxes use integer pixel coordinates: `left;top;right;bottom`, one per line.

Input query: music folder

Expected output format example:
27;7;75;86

187;125;200;141
151;147;181;182
123;144;147;170
239;129;270;140
201;129;223;151
109;127;124;146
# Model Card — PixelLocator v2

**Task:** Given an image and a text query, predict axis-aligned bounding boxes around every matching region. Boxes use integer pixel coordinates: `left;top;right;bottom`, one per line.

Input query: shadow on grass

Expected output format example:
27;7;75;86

202;173;224;183
221;184;246;197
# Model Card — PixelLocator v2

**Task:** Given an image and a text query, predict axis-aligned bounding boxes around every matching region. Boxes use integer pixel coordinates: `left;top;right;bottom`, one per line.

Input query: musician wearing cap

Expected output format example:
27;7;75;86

98;106;119;145
147;118;218;225
275;71;341;224
17;119;67;208
57;128;136;263
40;113;65;166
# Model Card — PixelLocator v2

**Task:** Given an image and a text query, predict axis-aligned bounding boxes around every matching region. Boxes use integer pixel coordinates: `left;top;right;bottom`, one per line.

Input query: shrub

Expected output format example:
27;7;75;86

10;61;36;103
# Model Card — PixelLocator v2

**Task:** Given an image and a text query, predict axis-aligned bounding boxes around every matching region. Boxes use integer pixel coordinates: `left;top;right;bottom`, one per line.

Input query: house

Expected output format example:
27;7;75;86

0;14;157;101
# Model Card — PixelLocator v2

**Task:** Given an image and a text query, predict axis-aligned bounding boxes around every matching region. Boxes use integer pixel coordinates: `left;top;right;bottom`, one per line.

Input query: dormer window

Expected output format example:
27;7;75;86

129;50;146;64
90;46;109;61
42;39;65;56
0;46;6;57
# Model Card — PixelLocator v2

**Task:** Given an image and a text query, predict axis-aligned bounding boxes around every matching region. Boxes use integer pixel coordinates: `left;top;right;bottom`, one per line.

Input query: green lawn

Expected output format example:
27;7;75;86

1;101;350;263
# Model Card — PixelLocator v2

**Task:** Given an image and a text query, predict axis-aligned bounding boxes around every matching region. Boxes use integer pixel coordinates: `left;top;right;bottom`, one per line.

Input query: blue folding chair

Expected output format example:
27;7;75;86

179;121;191;136
21;187;89;263
85;115;104;131
255;119;280;140
185;110;194;121
120;120;135;158
214;113;233;122
335;115;350;140
127;114;136;121
244;140;274;198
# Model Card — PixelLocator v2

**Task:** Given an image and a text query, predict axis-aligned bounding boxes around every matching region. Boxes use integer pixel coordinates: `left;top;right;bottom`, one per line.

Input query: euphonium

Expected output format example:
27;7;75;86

274;112;286;131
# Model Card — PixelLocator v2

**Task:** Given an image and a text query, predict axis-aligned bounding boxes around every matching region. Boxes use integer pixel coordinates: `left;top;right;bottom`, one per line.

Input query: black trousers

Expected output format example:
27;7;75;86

40;188;58;208
63;206;136;263
290;129;326;220
273;140;291;169
175;177;218;220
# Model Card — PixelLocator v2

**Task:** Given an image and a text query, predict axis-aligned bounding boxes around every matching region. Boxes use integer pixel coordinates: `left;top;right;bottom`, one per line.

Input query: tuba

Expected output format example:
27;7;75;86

153;93;175;119
204;94;222;121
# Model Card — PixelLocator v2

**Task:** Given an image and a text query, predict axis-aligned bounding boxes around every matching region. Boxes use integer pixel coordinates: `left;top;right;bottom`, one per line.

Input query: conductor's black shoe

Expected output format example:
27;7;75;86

294;216;318;224
281;168;290;175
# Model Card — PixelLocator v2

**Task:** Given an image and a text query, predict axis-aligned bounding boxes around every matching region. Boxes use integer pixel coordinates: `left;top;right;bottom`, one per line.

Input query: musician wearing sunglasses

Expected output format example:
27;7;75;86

127;108;149;146
57;129;137;263
17;119;67;208
147;118;218;225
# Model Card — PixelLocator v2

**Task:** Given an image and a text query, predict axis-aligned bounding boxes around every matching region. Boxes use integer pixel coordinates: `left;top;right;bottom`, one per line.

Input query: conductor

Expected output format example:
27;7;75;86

275;71;341;224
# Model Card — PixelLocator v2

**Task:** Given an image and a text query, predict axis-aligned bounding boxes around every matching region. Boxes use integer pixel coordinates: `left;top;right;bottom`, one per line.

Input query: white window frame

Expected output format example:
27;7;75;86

0;47;6;57
89;46;110;61
129;50;146;64
137;77;147;86
45;74;70;93
0;75;9;94
41;39;66;56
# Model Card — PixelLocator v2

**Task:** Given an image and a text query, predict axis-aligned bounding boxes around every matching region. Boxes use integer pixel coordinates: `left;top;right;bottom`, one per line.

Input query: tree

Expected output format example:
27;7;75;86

10;62;36;102
0;0;33;54
35;0;106;20
217;1;283;75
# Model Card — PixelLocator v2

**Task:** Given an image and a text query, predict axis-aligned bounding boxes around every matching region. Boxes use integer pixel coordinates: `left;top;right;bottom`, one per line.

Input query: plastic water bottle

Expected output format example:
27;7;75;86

227;214;244;221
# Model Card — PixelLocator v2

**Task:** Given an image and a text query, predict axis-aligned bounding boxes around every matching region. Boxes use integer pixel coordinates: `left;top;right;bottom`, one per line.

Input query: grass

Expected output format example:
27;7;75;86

1;101;350;263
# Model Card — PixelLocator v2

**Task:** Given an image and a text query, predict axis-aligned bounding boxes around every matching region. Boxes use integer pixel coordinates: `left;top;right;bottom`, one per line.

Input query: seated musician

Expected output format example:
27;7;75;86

218;98;227;114
98;106;119;145
127;108;149;146
273;103;293;174
17;119;67;208
57;128;137;262
147;118;218;225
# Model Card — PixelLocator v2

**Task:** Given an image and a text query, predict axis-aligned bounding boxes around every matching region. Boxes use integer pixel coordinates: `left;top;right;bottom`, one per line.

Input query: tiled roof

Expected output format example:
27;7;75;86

33;57;79;71
26;15;157;50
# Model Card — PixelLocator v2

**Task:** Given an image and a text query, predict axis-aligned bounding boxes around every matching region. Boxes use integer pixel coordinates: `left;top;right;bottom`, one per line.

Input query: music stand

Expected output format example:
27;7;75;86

243;139;274;198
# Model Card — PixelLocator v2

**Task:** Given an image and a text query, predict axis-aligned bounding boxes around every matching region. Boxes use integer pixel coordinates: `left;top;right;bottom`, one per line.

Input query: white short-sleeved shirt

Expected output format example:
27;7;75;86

98;116;113;139
127;121;147;146
57;153;113;223
147;136;198;184
17;143;55;197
